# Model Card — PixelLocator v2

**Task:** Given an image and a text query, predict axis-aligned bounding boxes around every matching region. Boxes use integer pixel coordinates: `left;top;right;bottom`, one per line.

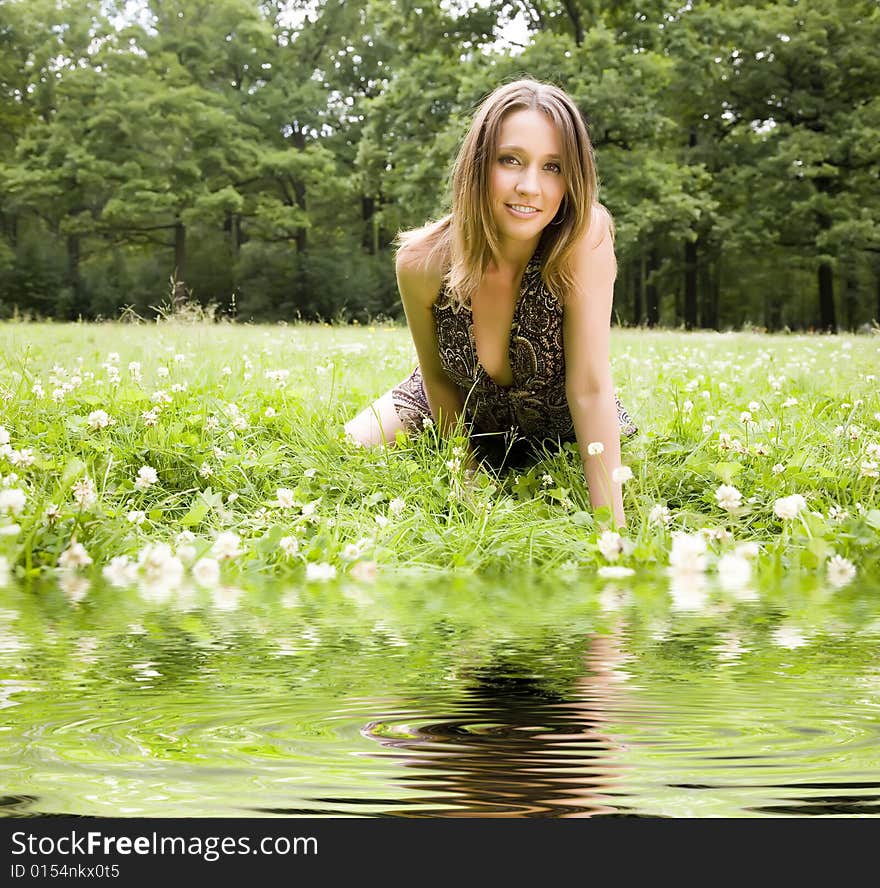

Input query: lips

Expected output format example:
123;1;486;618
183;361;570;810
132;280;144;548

506;203;540;217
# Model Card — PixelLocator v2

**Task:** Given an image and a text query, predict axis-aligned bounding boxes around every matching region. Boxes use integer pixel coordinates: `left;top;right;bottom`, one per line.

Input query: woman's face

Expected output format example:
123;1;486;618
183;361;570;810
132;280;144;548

489;108;567;246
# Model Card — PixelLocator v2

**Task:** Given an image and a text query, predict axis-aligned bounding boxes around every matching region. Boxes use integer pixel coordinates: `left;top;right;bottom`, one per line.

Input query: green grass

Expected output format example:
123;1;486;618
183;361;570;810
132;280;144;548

0;320;877;591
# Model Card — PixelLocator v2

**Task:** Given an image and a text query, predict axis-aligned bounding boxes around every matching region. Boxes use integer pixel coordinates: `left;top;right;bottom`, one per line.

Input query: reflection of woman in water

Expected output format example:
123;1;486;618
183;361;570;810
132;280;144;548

345;79;636;527
363;626;631;817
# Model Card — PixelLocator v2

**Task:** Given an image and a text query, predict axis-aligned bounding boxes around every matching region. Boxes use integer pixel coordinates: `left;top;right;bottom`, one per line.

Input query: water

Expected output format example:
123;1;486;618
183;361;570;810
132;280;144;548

2;570;879;817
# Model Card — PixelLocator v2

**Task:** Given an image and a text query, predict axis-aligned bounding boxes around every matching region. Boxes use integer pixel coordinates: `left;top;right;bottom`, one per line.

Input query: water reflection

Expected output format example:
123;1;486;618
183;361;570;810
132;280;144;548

360;626;636;817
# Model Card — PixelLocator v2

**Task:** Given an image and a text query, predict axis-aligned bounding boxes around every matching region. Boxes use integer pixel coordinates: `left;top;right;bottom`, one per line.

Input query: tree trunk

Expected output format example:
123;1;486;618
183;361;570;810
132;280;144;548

684;238;698;330
646;248;660;327
818;261;836;332
842;263;858;331
66;233;85;320
560;0;584;45
632;253;643;326
173;221;187;306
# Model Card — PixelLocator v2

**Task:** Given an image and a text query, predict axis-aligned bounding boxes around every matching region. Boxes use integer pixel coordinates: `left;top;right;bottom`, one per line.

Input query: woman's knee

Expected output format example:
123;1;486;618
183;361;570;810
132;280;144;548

344;392;404;447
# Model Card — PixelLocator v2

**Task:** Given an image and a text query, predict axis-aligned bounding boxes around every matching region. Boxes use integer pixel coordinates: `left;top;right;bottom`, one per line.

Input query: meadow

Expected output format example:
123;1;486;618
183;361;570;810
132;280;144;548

0;320;878;598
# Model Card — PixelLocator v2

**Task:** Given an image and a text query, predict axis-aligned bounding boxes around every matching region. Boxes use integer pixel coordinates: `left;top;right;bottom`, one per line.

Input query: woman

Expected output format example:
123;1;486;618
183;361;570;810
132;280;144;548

345;79;637;527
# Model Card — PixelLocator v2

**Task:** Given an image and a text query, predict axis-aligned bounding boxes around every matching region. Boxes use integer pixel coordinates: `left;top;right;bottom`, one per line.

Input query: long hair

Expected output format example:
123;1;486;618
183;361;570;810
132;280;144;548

397;79;608;306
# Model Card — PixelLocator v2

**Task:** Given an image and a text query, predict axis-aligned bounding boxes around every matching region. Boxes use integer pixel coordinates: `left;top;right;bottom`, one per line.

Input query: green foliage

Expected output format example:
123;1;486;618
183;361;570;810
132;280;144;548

0;0;877;327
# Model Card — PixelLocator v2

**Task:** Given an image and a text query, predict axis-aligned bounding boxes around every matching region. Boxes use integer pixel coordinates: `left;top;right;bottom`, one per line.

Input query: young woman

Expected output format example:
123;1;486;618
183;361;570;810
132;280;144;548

345;79;637;527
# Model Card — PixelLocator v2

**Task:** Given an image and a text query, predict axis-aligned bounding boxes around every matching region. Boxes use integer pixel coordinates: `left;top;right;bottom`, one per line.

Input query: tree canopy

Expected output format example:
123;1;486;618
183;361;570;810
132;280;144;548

0;0;877;329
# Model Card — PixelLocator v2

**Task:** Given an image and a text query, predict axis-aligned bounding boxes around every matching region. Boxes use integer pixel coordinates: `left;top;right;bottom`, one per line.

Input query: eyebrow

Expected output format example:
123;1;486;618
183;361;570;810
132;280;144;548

497;144;562;161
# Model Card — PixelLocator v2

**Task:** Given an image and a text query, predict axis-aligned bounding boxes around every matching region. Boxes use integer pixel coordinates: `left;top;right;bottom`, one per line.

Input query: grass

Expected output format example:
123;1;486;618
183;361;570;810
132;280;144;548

0;320;878;593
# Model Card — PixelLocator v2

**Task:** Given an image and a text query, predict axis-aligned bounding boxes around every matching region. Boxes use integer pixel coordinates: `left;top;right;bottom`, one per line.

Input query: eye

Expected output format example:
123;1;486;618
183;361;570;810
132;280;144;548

499;155;520;166
545;162;562;174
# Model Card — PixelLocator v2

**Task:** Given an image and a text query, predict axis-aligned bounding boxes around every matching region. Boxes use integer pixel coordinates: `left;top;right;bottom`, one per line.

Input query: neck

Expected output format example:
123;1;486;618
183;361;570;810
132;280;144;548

488;234;541;282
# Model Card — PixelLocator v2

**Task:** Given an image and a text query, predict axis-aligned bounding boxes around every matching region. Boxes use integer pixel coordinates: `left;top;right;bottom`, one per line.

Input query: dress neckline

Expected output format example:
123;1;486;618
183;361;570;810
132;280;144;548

467;247;542;390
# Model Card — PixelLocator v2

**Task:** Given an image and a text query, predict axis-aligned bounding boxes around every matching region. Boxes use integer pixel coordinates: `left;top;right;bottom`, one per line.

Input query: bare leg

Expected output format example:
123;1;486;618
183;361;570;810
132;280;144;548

344;389;407;448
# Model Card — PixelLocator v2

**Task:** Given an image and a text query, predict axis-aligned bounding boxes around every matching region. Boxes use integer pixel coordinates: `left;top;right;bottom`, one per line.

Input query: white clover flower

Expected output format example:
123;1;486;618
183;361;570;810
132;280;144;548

72;477;97;508
174;353;186;364
612;466;633;484
374;514;389;528
668;532;708;573
718;433;732;451
587;441;605;456
772;463;785;475
541;473;554;487
199;462;214;478
715;484;742;512
826;554;856;589
102;555;138;588
649;504;672;526
301;500;320;518
700;526;733;543
828;505;850;522
9;448;34;467
860;461;879;478
211;531;242;561
341;543;362;561
137;542;185;585
865;442;880;459
221;366;233;376
0;523;21;537
734;541;761;559
847;425;862;441
264;407;277;418
597;566;635;579
739;411;753;424
0;426;9;445
192;557;221;588
305;562;336;582
205;416;220;431
748;401;760;412
107;352;120;363
303;468;317;479
134;466;158;490
717;553;752;590
58;541;93;570
773;494;807;520
388;497;406;516
782;397;798;408
157;366;170;378
151;389;172;404
142;408;160;427
87;409;112;430
276;488;297;509
279;536;299;556
176;544;197;564
170;383;187;393
127;510;147;525
0;488;26;516
597;530;625;562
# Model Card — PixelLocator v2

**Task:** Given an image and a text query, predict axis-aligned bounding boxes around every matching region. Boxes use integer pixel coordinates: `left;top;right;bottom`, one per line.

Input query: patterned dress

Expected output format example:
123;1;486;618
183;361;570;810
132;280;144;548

392;247;637;465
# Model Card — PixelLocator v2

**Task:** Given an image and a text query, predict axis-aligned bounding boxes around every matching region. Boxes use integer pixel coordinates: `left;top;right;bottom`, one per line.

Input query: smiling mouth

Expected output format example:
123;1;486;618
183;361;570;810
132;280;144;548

506;204;540;215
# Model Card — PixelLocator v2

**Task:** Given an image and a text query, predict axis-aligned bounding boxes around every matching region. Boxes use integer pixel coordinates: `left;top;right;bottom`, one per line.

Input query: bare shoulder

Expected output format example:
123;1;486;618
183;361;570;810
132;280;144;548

576;204;615;255
395;232;445;309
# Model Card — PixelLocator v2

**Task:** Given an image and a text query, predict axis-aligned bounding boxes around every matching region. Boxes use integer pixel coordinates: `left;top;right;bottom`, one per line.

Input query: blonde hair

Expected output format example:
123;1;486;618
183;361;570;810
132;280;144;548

397;78;607;305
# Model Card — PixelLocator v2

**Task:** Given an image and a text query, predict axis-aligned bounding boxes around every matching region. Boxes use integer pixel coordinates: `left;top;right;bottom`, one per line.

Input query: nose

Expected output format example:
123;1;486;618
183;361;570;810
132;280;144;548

515;165;539;196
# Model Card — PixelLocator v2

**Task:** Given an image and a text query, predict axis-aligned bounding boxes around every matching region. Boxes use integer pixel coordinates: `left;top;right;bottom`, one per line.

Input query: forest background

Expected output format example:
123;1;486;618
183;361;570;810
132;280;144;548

0;0;878;331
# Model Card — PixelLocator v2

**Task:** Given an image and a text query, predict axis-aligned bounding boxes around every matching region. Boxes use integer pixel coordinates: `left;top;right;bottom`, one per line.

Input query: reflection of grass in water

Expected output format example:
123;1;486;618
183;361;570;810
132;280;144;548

0;324;877;594
2;571;880;816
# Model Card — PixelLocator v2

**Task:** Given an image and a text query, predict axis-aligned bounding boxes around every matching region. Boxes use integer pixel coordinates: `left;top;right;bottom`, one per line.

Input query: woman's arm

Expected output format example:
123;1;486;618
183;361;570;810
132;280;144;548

562;206;627;528
396;249;466;439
